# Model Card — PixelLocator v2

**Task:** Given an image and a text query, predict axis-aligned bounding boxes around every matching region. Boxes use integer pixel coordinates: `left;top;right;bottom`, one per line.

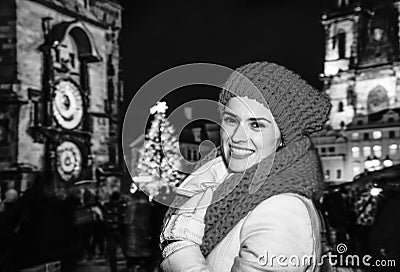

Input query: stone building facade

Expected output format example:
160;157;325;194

0;0;123;196
313;0;400;182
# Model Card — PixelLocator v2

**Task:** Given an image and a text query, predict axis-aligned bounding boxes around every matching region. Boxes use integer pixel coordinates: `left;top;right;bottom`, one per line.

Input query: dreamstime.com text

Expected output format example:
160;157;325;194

257;244;396;268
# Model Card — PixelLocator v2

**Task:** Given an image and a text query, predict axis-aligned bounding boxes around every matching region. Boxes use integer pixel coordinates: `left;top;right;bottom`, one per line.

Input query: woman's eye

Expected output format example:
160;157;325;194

250;122;265;130
223;116;238;125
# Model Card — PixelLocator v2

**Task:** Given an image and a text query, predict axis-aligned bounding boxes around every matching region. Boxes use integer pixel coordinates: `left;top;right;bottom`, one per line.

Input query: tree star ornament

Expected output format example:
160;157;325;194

150;101;168;115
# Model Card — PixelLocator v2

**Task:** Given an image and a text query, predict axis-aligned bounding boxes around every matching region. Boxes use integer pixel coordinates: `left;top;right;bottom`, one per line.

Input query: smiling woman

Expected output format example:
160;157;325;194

221;97;281;173
160;61;331;272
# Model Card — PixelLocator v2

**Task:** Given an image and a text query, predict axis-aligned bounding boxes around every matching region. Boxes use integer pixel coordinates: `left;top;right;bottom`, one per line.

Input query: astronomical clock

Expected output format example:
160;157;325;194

0;0;123;195
56;140;83;181
52;80;84;131
51;79;85;182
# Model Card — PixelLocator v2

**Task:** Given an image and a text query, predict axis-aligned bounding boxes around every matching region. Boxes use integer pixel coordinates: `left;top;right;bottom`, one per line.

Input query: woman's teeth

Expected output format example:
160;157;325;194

230;147;254;156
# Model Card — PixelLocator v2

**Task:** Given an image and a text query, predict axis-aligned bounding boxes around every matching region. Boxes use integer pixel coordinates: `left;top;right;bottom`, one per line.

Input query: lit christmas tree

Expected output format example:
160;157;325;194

135;101;186;199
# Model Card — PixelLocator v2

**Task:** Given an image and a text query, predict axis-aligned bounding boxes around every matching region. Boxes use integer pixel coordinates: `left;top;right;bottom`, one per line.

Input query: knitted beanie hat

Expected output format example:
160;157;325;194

219;62;331;144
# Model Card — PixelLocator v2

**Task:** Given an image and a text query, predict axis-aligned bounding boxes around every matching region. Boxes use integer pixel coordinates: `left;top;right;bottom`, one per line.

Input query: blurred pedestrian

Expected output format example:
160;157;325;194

89;195;106;258
125;191;154;272
104;191;128;272
80;188;96;260
0;188;18;213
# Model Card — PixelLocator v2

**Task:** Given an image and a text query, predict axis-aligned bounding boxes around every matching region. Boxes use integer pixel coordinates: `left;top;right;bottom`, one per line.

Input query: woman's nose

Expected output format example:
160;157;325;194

231;124;248;143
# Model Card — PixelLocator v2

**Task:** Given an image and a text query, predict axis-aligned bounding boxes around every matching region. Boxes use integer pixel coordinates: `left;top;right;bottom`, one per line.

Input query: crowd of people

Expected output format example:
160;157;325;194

0;179;160;272
61;186;160;272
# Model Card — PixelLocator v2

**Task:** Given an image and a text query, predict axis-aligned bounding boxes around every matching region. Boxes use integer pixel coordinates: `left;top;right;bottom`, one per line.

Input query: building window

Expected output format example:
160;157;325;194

389;131;395;139
336;169;342;179
352;132;359;140
69;53;75;68
363;146;371;157
357;120;364;126
337;0;350;8
338;31;346;59
55;48;60;62
389;144;398;156
364;133;369;140
325;170;330;180
372;131;382;139
338;101;344;112
192;128;202;143
328;147;335;153
373;145;382;158
321;147;326;153
352;146;360;158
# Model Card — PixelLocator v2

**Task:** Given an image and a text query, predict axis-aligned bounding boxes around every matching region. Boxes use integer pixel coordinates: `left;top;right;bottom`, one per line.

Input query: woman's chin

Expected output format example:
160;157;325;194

227;158;256;173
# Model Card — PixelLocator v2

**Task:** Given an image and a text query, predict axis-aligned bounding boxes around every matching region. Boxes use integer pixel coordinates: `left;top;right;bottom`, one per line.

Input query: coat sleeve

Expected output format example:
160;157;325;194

231;194;316;272
160;244;210;272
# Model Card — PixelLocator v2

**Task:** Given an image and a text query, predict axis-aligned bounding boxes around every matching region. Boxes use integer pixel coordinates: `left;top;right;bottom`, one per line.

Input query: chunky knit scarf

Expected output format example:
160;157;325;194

164;135;324;257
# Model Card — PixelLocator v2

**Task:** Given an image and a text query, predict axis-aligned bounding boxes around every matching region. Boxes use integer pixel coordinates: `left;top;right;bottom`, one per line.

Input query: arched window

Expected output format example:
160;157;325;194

363;146;371;157
352;146;360;158
373;145;382;158
336;169;342;179
337;31;346;59
389;144;398;156
58;34;79;74
338;101;344;112
325;169;330;180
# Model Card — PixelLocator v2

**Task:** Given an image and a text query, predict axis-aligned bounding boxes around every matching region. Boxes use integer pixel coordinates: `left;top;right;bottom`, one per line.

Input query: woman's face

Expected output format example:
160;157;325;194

220;97;281;173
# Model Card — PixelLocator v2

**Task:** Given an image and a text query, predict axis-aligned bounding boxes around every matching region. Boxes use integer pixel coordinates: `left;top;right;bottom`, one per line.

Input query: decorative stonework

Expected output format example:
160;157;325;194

0;0;122;194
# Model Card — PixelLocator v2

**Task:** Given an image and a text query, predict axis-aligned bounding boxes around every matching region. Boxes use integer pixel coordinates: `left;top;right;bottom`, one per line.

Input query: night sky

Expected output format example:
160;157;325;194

120;0;326;144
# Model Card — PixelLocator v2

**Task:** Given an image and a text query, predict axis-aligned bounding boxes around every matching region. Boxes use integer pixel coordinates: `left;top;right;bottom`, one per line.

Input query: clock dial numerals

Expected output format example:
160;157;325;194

56;141;82;181
53;80;84;129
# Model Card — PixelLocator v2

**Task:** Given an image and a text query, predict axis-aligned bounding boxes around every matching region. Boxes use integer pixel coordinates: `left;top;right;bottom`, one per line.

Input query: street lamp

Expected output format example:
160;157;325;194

370;187;383;196
371;156;381;170
364;156;382;171
383;155;393;168
364;156;374;171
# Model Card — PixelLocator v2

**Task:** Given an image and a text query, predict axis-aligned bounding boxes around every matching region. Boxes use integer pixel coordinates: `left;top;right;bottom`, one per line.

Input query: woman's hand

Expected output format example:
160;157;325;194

176;157;228;197
161;188;213;258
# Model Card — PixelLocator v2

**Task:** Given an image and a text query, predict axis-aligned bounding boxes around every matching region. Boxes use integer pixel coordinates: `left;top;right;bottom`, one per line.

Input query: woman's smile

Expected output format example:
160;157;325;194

229;145;255;159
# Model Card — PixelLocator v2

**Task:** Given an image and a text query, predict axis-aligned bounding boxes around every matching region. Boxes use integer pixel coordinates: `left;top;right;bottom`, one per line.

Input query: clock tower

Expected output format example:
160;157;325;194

0;0;123;195
312;0;400;182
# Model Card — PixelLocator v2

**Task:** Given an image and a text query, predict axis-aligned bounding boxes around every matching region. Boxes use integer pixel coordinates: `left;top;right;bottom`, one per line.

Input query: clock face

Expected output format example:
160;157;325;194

53;80;84;130
56;141;82;181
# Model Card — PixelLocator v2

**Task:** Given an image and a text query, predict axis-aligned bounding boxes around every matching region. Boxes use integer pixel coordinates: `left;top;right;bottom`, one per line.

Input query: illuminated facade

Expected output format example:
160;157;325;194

0;0;123;195
313;0;400;182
